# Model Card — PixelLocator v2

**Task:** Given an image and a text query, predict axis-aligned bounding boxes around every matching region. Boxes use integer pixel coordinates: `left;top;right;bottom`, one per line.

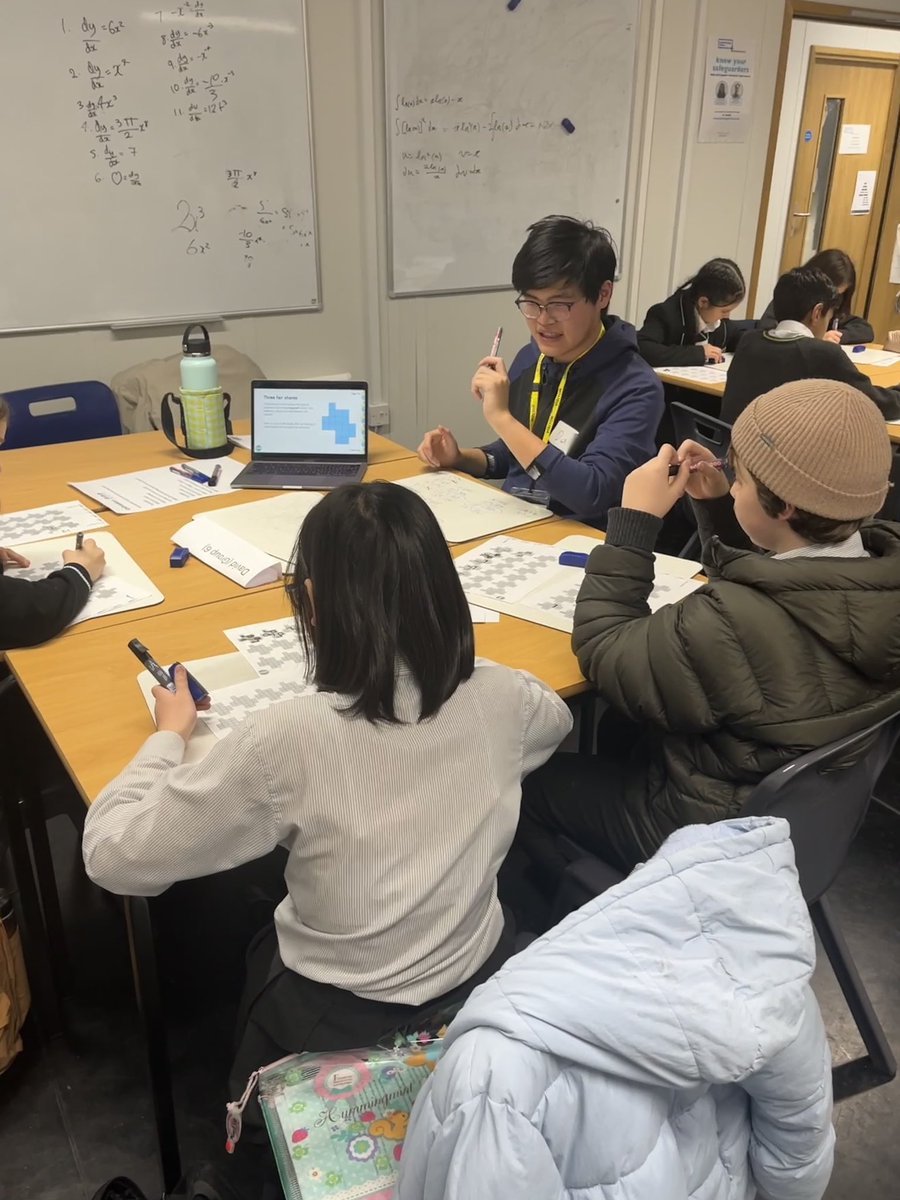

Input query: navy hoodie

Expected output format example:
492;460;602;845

483;316;663;526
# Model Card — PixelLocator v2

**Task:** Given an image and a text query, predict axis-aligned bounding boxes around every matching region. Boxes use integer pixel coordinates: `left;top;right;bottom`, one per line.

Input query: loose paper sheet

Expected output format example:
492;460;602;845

201;492;323;564
455;534;703;633
395;472;551;543
70;457;245;514
0;501;107;547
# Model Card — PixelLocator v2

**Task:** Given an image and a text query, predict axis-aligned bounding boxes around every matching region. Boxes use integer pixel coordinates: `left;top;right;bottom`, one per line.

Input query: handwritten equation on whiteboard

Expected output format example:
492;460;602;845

59;2;314;272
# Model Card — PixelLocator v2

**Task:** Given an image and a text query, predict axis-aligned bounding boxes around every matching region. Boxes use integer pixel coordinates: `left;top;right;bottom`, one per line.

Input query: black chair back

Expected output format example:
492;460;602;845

739;709;900;902
670;402;732;460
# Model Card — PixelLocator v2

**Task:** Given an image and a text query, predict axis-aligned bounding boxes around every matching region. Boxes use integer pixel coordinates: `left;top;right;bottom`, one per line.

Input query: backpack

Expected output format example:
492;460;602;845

0;891;30;1075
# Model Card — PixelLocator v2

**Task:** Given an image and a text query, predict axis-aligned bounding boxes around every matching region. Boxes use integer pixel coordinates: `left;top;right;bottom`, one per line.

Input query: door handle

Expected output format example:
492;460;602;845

792;212;812;217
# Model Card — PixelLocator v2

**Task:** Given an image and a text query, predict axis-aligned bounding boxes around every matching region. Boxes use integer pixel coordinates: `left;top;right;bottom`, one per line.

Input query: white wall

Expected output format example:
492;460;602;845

5;0;900;451
756;17;900;313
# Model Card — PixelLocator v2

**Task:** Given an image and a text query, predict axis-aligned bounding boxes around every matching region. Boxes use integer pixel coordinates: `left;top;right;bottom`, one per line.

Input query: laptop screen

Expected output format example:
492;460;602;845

251;383;368;459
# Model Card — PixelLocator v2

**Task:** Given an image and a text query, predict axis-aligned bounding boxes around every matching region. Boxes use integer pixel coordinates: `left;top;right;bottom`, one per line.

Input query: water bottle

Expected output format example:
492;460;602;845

160;323;233;457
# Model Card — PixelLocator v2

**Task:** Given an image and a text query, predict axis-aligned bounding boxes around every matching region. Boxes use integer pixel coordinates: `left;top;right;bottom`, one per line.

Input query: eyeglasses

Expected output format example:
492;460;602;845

514;297;582;321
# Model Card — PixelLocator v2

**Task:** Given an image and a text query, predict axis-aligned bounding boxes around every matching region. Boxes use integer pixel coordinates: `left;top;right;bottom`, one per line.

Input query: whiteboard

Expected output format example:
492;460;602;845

383;0;639;296
1;1;319;331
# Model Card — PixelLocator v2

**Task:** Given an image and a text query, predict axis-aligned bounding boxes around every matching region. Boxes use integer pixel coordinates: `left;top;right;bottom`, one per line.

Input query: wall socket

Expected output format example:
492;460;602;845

368;402;390;429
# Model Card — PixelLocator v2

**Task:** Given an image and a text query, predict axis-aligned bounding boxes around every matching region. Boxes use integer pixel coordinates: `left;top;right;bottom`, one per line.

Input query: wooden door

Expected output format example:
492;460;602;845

779;48;900;305
865;132;900;343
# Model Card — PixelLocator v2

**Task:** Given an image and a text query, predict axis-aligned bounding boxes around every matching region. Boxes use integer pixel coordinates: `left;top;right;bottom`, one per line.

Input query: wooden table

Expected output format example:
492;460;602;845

0;423;415;513
6;516;591;802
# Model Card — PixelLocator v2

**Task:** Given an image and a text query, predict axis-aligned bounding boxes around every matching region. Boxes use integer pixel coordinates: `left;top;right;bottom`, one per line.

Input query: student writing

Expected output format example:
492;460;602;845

82;483;571;1138
417;216;663;526
757;248;874;345
0;397;106;649
721;267;900;425
514;380;900;888
636;258;750;367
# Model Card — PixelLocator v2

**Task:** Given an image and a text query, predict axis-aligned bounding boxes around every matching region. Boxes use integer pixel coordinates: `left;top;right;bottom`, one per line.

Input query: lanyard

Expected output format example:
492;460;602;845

529;326;605;443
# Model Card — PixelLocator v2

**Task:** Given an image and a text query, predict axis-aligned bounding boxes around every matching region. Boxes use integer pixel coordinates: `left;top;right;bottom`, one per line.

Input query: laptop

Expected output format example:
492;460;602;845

232;380;369;490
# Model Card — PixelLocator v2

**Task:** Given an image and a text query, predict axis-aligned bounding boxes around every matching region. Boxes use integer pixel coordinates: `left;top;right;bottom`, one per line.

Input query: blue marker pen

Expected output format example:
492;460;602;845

559;551;590;568
170;464;212;484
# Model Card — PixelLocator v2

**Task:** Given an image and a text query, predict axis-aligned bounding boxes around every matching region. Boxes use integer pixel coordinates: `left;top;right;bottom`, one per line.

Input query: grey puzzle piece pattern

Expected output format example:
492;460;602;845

533;582;580;621
232;624;306;676
457;546;557;601
0;506;91;544
203;675;315;738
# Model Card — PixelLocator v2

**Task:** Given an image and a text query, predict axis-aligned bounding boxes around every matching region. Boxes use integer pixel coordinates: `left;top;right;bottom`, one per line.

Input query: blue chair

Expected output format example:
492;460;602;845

0;380;121;448
552;709;900;1100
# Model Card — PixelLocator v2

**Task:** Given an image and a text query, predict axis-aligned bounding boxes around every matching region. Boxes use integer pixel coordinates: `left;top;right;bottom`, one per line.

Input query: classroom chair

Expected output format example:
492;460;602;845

670;402;733;558
551;708;900;1101
0;381;121;448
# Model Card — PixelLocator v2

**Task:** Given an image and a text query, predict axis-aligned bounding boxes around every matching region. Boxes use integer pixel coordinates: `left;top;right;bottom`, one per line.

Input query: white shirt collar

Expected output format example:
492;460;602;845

773;530;867;560
768;319;814;340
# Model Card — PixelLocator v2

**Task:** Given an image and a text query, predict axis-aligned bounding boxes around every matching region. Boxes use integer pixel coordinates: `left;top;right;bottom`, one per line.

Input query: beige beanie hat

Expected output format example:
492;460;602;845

730;379;892;519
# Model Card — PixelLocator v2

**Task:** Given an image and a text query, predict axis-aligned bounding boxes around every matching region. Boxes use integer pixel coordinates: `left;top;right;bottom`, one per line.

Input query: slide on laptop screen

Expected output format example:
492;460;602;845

232;380;369;490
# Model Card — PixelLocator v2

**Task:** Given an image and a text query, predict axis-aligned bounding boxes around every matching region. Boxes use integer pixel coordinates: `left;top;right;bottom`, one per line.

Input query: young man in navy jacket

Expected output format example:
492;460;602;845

417;216;664;526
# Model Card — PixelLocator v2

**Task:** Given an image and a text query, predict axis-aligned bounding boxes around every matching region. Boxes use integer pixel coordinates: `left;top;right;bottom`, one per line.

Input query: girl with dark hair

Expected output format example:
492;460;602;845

637;258;750;368
83;482;571;1124
757;248;874;344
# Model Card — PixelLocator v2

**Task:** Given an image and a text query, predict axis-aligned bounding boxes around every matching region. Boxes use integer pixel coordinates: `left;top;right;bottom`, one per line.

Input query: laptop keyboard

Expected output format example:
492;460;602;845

244;462;361;477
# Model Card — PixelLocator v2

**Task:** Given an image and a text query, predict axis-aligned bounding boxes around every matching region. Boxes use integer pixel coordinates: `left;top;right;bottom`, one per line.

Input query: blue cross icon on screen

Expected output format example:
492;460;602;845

321;401;357;446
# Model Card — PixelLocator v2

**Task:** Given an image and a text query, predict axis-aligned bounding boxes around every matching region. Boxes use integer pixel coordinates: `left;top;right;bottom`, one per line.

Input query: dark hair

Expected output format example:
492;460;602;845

772;267;840;323
512;215;617;303
0;396;8;423
729;447;862;543
287;482;475;723
682;258;745;307
803;249;856;319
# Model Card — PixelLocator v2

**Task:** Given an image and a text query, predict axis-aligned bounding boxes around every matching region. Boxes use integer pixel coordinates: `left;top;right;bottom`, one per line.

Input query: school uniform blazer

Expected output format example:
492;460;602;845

482;316;663;527
637;290;751;368
720;331;900;425
757;300;874;346
0;562;92;650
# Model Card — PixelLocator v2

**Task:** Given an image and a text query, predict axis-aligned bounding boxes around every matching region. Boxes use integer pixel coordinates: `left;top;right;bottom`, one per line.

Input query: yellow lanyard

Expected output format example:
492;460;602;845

528;326;605;443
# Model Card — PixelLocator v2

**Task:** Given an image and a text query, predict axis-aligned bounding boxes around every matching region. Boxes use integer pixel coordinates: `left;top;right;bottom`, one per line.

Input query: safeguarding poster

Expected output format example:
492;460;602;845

698;36;755;144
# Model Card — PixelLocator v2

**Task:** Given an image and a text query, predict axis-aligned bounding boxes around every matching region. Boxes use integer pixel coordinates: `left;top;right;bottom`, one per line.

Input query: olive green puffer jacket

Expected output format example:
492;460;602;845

573;511;900;861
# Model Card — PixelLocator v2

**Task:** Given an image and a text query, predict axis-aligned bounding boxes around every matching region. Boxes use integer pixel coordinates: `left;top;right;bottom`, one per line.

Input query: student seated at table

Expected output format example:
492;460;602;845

721;267;900;424
417;215;663;526
514;380;900;890
636;258;750;368
0;397;106;650
757;248;874;345
82;483;572;1160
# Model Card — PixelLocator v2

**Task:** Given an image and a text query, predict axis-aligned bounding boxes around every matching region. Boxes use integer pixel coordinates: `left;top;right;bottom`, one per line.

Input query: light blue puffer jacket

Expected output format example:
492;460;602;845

397;817;834;1200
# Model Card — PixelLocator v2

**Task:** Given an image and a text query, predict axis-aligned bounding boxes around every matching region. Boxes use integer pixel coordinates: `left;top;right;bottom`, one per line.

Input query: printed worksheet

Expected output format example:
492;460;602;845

395;472;551;542
455;534;703;633
224;616;306;677
5;531;162;625
199;671;317;740
0;501;107;547
70;457;245;514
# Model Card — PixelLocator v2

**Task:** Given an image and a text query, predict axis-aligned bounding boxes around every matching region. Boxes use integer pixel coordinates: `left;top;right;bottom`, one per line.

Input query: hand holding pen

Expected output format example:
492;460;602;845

672;439;731;502
62;534;106;581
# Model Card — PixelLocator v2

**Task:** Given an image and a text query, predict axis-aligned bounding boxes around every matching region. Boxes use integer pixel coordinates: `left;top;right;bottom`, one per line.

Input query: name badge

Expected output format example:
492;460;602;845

549;420;579;454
